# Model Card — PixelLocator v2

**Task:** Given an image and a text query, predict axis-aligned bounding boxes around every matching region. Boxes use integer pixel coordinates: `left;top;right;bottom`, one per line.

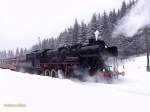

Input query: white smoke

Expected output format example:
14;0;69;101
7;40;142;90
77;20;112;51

113;0;150;37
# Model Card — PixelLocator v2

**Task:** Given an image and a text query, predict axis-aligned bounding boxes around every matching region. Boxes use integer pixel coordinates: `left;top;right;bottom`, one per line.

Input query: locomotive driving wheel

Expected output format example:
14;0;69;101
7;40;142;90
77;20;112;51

50;69;58;78
43;69;58;78
44;69;51;76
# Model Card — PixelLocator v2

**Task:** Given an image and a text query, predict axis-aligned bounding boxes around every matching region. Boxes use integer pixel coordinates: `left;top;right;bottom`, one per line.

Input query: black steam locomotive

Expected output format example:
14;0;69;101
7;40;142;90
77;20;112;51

0;39;118;79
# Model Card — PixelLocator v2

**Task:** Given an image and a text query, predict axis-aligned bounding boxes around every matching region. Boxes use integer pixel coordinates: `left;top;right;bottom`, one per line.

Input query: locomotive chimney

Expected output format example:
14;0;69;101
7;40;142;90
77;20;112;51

95;30;100;41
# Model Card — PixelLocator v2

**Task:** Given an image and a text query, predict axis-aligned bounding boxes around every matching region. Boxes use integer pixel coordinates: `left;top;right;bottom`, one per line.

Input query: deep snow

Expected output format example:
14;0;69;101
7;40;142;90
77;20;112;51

0;55;150;112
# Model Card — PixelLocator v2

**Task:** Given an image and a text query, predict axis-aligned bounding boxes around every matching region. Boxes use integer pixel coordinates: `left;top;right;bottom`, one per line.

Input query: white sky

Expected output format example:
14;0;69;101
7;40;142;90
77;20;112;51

0;0;130;51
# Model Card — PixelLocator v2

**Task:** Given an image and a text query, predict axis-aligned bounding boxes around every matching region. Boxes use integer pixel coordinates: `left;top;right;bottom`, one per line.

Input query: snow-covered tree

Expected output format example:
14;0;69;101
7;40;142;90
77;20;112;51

72;19;80;45
78;22;88;43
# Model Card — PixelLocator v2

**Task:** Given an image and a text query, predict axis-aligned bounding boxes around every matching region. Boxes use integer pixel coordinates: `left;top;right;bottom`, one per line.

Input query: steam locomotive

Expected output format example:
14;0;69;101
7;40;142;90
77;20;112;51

0;39;118;79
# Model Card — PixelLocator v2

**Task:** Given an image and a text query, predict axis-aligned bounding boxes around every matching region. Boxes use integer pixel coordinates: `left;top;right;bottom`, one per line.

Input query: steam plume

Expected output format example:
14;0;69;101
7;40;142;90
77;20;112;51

113;0;150;37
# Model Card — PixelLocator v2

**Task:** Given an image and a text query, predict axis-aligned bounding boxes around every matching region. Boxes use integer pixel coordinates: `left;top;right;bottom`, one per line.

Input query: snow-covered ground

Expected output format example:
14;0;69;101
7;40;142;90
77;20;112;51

0;55;150;112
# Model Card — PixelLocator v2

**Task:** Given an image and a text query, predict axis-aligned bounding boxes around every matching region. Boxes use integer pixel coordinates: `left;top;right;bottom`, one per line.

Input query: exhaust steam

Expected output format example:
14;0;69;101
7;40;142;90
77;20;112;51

113;0;150;37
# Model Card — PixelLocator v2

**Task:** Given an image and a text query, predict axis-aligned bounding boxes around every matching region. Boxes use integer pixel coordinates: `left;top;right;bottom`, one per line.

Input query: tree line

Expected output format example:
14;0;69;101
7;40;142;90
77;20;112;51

1;0;147;59
0;48;28;59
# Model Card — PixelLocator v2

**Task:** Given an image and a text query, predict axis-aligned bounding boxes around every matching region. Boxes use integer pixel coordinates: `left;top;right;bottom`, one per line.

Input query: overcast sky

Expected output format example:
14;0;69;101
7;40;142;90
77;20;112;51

0;0;130;51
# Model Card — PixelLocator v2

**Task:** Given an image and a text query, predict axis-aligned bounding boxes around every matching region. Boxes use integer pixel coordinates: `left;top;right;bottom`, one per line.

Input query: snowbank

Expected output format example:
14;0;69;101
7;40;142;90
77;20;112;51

0;55;150;112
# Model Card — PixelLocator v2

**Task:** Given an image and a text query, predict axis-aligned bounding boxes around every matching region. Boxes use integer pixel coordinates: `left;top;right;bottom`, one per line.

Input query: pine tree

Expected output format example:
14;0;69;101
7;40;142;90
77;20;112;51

20;48;24;56
67;27;73;45
108;9;117;39
49;37;57;49
109;9;117;27
72;19;80;45
15;48;20;57
97;13;101;29
117;9;122;20
24;48;28;54
57;32;66;47
8;50;14;58
4;51;7;59
120;1;127;17
42;39;50;49
90;13;97;32
87;14;98;40
99;11;111;41
0;51;7;59
62;29;69;45
78;22;88;43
